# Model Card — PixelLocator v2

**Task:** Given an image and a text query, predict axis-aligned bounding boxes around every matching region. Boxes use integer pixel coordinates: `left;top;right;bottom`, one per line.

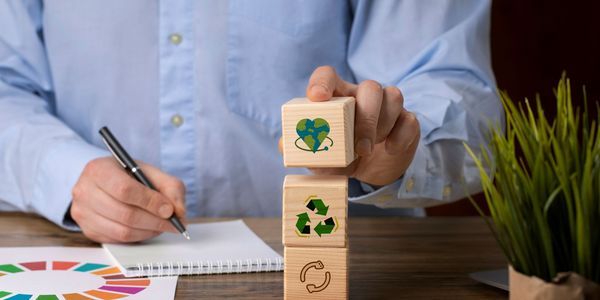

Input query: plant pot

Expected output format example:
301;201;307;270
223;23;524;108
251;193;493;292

509;265;600;300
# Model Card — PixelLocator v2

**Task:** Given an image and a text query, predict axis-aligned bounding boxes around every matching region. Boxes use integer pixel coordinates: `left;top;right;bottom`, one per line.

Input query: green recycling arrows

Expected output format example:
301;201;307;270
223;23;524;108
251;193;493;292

314;217;335;236
295;196;337;237
306;198;329;216
296;212;311;234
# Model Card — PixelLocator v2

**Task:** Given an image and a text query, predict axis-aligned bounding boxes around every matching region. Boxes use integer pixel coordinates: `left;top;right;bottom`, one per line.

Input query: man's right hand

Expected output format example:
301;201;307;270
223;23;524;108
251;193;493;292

70;157;187;243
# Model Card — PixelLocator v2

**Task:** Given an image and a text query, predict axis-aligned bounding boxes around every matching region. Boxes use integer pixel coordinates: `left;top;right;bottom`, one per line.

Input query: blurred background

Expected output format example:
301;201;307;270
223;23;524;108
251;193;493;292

426;0;600;216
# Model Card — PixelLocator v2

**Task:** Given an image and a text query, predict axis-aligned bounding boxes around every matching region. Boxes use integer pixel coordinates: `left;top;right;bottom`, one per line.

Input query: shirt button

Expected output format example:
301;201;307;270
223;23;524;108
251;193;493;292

171;114;184;127
405;177;415;193
375;194;393;205
169;33;182;45
443;185;452;198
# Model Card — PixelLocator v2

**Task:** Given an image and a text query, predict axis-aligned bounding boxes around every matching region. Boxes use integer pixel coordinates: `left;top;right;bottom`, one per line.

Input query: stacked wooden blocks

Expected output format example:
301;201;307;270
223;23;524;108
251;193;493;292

281;97;355;299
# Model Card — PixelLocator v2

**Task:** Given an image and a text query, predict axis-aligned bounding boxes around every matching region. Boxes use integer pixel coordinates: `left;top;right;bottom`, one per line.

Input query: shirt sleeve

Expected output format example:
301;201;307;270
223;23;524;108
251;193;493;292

347;0;503;208
0;0;109;230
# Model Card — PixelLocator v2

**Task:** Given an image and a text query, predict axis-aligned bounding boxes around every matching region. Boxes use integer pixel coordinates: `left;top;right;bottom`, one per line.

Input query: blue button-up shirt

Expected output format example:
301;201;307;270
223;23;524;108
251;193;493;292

0;0;502;229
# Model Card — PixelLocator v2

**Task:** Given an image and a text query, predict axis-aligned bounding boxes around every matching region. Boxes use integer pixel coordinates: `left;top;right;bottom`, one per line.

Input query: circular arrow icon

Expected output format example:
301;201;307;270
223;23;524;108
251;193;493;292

300;260;331;293
295;195;338;237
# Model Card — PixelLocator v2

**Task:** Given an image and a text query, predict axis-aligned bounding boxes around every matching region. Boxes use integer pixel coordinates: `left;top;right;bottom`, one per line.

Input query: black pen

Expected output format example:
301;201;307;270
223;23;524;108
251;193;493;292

99;126;190;240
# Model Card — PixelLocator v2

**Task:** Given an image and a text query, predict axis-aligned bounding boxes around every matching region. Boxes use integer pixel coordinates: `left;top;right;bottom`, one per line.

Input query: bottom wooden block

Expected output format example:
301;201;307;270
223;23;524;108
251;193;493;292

284;247;347;299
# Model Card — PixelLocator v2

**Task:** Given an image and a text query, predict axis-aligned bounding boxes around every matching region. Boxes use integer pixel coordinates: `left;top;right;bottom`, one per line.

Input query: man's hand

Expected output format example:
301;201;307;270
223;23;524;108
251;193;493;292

71;157;186;243
302;66;420;186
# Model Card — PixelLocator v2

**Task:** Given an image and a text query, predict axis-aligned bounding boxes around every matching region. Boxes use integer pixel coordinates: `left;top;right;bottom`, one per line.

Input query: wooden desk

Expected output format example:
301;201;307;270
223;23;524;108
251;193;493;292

0;212;508;299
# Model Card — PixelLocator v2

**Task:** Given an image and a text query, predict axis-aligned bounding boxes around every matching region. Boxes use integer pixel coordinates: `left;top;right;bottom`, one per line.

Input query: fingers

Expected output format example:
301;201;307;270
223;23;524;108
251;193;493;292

86;160;175;219
386;110;420;155
354;80;383;156
73;157;188;243
139;162;187;221
71;186;162;243
80;211;160;243
87;185;177;233
306;66;357;101
376;86;404;144
303;68;419;184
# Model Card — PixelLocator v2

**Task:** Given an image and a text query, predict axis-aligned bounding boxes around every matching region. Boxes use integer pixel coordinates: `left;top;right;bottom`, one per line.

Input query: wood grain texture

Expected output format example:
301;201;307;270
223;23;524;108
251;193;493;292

284;247;347;299
0;212;508;299
281;97;355;168
282;175;347;248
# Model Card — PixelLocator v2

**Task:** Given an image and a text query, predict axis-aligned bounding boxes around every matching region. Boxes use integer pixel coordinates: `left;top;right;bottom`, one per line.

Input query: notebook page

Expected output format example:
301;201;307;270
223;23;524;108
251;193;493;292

103;220;282;274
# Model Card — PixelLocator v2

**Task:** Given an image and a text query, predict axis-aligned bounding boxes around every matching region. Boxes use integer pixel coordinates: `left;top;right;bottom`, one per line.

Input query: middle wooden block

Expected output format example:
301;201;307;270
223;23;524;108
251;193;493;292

283;175;347;248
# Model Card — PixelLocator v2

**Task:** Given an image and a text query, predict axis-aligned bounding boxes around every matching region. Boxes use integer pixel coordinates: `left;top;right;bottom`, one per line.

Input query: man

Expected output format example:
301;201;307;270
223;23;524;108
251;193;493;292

0;0;502;243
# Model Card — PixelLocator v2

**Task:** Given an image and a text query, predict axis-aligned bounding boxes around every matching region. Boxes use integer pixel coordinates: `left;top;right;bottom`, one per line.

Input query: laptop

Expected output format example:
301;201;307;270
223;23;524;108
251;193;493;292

469;268;509;291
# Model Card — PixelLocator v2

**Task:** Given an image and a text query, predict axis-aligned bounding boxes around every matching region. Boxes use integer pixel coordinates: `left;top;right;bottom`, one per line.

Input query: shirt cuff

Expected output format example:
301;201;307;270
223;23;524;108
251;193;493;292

348;178;403;207
385;141;461;208
33;139;109;231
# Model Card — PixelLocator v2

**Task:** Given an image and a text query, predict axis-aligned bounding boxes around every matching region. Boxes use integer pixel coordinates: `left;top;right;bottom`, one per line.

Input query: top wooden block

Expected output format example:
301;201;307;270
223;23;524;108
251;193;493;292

281;97;355;168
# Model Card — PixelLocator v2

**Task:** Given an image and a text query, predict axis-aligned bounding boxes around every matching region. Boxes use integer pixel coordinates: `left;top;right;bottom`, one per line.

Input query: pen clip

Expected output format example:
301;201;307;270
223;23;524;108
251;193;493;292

101;136;127;169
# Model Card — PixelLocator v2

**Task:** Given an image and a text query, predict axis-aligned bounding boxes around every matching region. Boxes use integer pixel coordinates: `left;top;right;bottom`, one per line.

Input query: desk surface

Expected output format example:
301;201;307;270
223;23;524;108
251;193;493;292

0;213;507;299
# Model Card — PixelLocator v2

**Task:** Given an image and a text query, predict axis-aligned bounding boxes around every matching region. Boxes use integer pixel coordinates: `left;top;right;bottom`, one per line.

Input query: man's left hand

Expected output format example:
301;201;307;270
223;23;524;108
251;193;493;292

300;66;420;187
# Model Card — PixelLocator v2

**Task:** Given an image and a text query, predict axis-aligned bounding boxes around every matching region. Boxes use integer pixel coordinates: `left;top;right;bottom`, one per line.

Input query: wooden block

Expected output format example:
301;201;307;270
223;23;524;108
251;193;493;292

284;247;348;300
283;175;347;248
281;97;355;167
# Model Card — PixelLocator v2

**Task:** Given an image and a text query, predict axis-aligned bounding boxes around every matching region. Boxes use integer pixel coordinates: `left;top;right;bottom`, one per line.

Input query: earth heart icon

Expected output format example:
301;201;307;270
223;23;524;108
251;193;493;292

295;118;333;153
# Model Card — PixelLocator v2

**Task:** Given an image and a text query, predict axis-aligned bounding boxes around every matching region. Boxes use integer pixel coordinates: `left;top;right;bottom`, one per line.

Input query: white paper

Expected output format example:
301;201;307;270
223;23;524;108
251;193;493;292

0;247;177;299
103;220;283;276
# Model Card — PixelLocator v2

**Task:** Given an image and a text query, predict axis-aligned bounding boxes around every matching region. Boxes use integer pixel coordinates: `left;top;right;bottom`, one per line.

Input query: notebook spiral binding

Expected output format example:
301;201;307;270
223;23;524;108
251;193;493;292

127;257;284;277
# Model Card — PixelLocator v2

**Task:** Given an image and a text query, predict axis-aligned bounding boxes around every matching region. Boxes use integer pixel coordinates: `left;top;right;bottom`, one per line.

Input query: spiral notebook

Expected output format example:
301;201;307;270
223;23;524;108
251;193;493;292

102;220;283;277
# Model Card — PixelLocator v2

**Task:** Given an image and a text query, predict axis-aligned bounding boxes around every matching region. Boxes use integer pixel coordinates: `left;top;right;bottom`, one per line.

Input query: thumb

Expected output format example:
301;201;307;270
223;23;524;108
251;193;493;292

278;137;283;154
306;66;357;102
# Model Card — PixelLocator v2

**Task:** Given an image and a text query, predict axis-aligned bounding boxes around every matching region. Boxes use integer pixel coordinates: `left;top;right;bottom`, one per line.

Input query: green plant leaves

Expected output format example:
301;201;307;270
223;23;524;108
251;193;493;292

465;74;599;283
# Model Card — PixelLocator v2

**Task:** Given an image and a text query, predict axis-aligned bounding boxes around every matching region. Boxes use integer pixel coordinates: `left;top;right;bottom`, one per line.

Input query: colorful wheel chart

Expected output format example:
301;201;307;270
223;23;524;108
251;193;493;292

0;261;150;300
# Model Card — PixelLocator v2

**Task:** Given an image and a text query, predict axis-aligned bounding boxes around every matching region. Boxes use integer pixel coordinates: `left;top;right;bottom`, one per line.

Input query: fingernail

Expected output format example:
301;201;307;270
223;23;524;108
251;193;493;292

356;138;373;156
159;204;172;218
310;84;329;98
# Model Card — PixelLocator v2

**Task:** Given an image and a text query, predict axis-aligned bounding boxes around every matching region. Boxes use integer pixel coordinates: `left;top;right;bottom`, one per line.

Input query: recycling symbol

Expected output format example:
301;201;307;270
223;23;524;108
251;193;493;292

295;195;337;237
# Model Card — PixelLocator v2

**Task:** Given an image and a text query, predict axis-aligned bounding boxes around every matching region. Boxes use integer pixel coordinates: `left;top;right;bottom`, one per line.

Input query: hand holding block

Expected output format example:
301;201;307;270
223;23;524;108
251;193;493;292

284;247;348;300
281;97;355;167
283;175;347;248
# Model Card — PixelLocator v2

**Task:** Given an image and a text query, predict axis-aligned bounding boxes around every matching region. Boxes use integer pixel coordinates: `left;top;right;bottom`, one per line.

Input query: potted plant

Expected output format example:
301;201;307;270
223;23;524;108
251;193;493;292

465;75;600;299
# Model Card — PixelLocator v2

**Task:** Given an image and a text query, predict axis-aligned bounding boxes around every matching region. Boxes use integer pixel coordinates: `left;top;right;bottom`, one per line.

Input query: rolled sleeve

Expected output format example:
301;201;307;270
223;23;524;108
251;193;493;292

0;0;110;230
346;0;501;208
34;140;109;230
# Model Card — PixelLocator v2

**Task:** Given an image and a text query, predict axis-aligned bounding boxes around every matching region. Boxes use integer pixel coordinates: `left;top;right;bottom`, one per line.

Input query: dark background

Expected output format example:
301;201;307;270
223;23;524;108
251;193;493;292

427;0;600;216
